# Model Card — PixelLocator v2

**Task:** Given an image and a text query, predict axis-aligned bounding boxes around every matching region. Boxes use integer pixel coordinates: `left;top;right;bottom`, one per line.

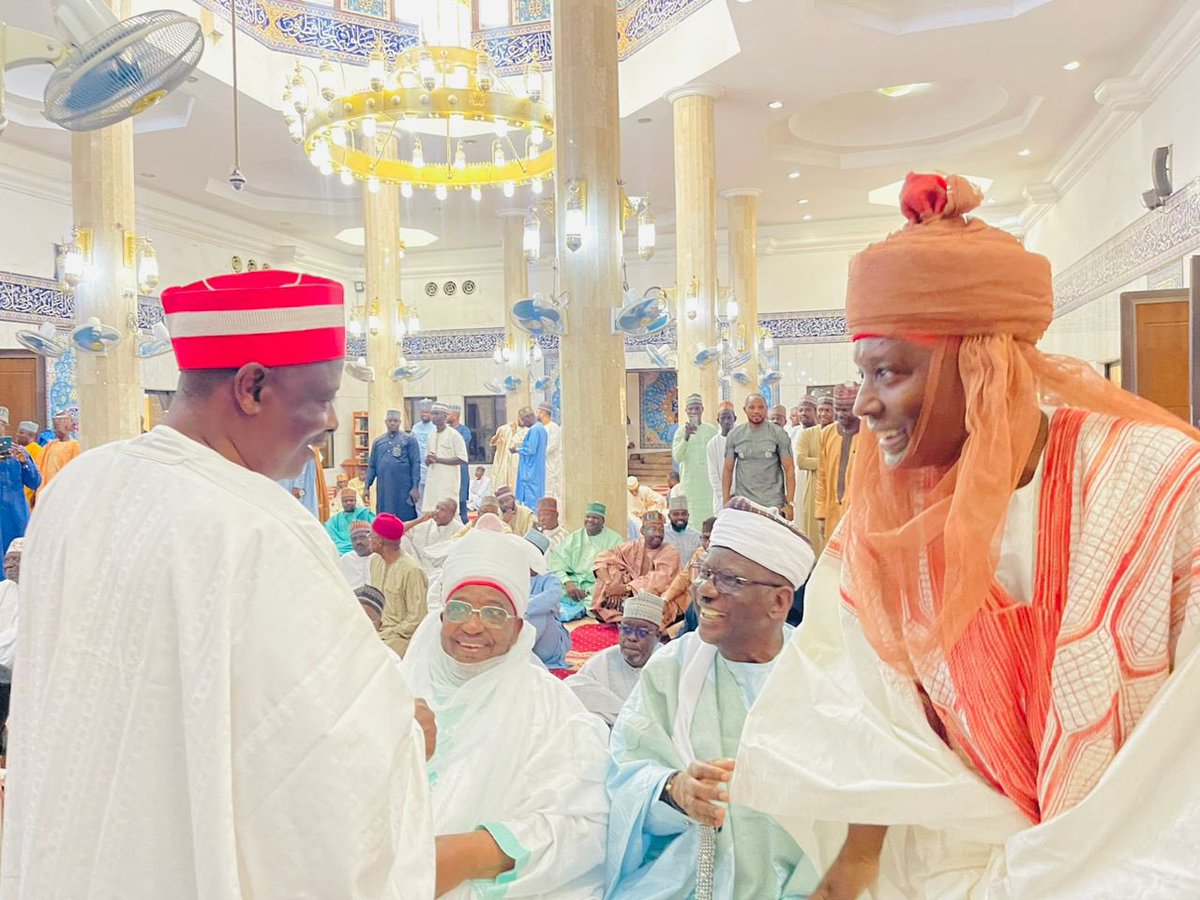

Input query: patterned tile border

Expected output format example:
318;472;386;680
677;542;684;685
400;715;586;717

0;271;163;328
195;0;714;73
1052;177;1200;315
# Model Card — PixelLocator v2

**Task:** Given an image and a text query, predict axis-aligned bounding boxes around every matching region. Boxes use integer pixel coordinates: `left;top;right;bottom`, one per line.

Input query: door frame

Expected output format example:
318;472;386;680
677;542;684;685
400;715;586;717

0;350;47;426
1120;262;1199;426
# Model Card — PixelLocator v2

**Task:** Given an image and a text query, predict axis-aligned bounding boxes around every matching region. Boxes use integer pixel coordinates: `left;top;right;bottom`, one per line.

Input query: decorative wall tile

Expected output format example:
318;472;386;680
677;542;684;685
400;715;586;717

338;0;391;20
1052;178;1200;315
513;0;551;23
1147;259;1184;290
47;348;78;420
638;369;677;448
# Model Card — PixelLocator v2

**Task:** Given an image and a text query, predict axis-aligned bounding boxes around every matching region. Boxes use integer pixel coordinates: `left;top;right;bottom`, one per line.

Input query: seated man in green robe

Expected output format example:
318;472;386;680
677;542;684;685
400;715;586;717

325;487;376;554
547;501;623;622
605;497;820;899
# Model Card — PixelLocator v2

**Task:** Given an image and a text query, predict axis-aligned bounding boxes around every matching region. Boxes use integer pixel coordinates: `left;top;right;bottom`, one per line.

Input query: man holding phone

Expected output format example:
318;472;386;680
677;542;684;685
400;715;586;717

0;407;40;561
671;393;718;522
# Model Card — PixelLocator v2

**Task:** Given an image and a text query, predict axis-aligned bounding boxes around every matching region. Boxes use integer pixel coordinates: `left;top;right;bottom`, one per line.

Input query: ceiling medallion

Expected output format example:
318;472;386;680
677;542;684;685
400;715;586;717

281;0;554;201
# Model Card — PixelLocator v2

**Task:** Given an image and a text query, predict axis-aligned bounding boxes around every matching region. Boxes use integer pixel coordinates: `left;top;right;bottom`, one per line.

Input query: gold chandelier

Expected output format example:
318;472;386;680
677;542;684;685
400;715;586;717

281;0;554;200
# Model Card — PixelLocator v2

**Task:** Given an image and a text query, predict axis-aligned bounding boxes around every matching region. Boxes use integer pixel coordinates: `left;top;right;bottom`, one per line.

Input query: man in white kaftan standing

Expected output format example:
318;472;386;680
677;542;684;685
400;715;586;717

1;271;435;899
422;402;469;515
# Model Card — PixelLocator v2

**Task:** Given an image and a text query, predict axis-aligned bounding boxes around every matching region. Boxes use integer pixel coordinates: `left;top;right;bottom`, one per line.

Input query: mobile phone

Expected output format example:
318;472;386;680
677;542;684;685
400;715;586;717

0;437;13;455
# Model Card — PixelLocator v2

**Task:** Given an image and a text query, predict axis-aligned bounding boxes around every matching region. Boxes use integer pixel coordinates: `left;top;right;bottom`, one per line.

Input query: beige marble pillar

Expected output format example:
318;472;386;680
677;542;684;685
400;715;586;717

499;209;533;412
70;120;142;449
363;180;406;432
552;0;626;528
667;84;722;416
724;188;761;410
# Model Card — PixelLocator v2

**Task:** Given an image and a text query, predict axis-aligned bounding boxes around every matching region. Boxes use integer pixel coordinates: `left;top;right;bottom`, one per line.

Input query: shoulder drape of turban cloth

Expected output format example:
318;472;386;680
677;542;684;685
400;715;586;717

607;500;819;899
401;529;611;899
734;174;1200;898
4;272;436;897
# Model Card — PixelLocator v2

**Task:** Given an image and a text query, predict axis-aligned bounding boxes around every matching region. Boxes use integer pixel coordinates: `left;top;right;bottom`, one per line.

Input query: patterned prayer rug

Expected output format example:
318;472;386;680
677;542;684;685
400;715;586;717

549;622;620;678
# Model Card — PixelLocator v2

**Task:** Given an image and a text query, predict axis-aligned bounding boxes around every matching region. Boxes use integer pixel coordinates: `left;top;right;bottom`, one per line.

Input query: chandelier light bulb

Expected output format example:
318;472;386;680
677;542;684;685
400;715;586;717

763;332;775;352
288;120;304;143
471;184;482;202
401;182;413;198
494;119;508;138
368;314;382;335
492;140;505;167
418;46;436;90
531;343;543;362
530;125;544;146
531;178;543;195
290;73;308;115
395;318;407;337
319;160;333;176
318;59;337;101
476;49;493;91
528;141;540;161
407;311;421;334
454;140;467;170
331;125;347;147
435;183;447;201
348;320;363;337
368;50;386;91
360;116;377;139
565;182;586;252
339;168;354;186
137;241;159;292
503;180;515;198
368;175;380;193
412;137;425;168
525;59;543;102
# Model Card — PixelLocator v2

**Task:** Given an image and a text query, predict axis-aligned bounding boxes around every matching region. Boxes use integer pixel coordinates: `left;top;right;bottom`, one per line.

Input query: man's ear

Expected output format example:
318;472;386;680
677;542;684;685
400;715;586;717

769;586;792;622
232;364;269;416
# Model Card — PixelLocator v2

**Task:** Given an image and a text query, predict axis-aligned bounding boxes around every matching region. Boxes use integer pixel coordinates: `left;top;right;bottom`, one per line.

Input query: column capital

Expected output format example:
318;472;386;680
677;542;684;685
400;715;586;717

720;188;763;199
664;83;724;104
497;207;529;219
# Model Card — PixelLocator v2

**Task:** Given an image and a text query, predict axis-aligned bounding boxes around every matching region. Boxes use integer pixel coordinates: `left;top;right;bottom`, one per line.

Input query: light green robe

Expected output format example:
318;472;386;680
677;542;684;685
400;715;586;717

547;526;624;600
606;632;818;899
672;422;719;523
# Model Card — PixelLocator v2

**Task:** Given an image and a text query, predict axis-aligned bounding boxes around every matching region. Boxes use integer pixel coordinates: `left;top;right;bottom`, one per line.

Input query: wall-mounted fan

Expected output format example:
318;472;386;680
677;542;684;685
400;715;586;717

692;345;721;368
345;357;375;383
483;378;503;395
510;291;568;337
645;344;676;369
15;321;67;357
2;0;204;133
136;321;172;358
503;374;524;393
612;286;670;337
71;316;121;354
533;370;559;393
391;362;430;382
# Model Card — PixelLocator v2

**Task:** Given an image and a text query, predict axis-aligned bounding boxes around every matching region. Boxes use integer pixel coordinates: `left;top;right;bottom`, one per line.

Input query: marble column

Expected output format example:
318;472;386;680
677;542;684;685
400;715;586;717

552;0;626;528
363;179;406;433
499;209;533;412
666;84;722;416
70;119;142;450
723;188;761;410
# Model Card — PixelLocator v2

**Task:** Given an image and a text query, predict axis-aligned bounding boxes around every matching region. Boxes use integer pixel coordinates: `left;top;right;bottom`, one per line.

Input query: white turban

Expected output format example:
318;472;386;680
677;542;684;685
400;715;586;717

6;538;23;554
440;528;533;615
709;507;815;590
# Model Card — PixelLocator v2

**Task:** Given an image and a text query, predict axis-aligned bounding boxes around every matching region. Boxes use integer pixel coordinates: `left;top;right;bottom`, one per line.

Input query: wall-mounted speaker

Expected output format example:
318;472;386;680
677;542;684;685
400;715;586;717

1152;145;1173;198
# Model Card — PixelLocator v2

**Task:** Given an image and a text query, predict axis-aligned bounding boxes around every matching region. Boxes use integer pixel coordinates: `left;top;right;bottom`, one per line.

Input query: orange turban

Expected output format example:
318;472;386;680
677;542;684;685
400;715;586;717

841;172;1198;676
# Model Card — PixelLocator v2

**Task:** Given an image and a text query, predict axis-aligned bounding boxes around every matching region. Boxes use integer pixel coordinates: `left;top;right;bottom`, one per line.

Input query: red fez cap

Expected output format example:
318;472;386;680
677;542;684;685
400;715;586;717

372;513;405;541
161;270;345;370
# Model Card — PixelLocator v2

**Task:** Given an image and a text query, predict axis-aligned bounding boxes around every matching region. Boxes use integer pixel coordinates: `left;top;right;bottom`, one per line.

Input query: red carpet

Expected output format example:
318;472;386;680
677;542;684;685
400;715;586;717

550;623;620;678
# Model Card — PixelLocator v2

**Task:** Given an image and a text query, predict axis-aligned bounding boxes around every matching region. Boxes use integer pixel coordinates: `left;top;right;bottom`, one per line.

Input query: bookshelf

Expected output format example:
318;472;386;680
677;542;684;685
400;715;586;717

351;411;370;476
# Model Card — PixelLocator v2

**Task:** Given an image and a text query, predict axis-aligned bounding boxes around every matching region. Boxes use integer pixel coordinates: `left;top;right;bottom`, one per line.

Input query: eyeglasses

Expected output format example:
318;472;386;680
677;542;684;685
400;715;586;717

444;598;516;629
696;565;789;594
618;623;657;640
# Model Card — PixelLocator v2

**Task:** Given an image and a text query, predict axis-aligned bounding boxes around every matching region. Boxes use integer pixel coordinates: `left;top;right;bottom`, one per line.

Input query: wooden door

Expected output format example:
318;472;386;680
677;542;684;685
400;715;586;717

0;352;45;432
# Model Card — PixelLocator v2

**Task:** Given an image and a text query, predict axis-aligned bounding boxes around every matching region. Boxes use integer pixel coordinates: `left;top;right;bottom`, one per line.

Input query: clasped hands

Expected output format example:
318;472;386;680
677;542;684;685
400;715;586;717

667;758;734;829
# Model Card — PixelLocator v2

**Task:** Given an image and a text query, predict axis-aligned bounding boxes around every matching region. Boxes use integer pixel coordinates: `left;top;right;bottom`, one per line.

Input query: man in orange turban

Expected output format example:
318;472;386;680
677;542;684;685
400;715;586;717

735;174;1200;897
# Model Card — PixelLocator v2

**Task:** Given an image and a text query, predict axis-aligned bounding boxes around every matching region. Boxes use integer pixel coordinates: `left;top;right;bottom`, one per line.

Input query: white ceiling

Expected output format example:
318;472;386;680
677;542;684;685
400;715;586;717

0;0;1190;259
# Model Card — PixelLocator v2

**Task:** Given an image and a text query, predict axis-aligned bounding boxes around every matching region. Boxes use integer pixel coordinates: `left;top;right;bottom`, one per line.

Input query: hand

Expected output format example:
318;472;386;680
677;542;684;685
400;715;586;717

780;502;793;519
810;828;884;900
685;421;697;437
362;489;370;504
425;453;436;466
410;487;421;504
565;582;586;601
672;758;735;828
414;698;437;761
600;592;622;610
291;487;303;499
11;446;28;463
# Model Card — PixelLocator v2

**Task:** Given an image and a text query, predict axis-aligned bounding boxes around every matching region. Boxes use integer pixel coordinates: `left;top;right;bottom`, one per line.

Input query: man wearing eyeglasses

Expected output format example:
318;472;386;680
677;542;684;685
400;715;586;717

605;498;820;898
402;527;610;899
592;510;681;624
570;592;664;727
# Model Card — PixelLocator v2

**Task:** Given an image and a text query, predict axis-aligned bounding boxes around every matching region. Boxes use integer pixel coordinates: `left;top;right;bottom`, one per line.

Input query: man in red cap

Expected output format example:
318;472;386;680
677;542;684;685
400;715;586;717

369;512;429;657
736;175;1200;897
5;271;434;897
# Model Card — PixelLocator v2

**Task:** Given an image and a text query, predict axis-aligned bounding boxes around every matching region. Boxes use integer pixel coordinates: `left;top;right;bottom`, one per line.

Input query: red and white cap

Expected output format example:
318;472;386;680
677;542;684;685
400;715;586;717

160;270;345;370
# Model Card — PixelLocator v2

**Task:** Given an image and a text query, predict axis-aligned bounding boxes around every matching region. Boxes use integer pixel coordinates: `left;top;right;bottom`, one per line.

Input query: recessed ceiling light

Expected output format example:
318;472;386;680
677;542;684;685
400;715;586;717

1062;60;1081;71
140;172;155;178
787;171;800;180
637;117;652;124
796;198;809;205
802;214;813;221
1017;148;1032;157
876;83;931;99
767;100;783;110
